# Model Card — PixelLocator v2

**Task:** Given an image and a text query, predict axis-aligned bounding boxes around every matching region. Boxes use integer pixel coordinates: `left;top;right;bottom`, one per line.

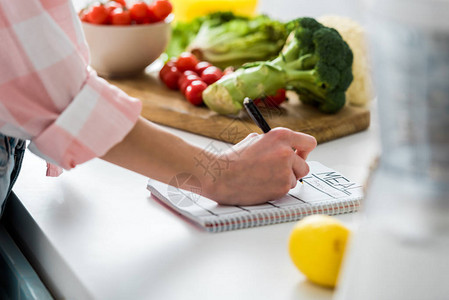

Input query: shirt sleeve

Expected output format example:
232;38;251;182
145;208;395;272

0;0;142;170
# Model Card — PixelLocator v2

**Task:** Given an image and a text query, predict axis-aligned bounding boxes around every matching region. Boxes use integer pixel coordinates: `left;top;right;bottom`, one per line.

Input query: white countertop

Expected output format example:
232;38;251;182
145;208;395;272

9;102;380;299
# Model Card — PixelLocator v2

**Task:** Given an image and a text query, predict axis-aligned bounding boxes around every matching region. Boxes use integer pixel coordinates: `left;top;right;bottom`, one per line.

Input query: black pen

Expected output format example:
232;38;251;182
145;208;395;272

243;97;303;183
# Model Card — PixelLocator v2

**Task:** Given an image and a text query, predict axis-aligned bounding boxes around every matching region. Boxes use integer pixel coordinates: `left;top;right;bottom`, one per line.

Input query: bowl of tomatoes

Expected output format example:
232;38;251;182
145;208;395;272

80;0;173;78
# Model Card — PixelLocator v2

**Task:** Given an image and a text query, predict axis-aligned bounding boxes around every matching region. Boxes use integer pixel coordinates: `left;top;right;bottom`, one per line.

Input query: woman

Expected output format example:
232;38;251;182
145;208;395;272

0;0;316;216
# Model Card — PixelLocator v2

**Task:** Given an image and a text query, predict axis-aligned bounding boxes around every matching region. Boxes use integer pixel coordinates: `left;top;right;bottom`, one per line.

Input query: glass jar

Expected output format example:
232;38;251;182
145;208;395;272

335;0;449;299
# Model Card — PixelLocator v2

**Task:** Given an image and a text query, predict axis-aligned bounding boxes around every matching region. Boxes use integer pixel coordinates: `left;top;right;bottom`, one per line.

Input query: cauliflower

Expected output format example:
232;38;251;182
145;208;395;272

318;15;373;107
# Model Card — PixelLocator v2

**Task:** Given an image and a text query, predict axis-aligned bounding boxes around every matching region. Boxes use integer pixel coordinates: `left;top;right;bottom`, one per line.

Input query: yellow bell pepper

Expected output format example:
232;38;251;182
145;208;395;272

171;0;259;22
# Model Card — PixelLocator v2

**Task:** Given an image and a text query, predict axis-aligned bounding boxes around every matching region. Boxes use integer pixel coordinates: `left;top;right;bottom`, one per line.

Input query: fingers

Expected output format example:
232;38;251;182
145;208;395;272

290;173;298;189
292;154;310;180
290;132;317;160
265;128;317;160
233;129;313;197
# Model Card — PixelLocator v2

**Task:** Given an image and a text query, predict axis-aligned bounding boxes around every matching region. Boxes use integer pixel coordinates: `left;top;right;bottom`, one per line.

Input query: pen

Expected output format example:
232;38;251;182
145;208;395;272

243;97;303;183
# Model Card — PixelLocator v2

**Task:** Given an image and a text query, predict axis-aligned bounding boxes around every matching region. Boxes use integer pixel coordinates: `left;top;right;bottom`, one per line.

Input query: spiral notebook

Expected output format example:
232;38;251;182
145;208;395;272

147;161;363;232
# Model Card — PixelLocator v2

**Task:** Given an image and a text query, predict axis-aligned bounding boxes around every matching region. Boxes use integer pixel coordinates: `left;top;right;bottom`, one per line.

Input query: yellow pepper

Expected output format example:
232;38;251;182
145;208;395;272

170;0;259;22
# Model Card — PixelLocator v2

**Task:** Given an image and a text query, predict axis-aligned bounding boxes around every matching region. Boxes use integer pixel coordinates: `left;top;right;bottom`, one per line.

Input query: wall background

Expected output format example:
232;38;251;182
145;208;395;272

71;0;365;22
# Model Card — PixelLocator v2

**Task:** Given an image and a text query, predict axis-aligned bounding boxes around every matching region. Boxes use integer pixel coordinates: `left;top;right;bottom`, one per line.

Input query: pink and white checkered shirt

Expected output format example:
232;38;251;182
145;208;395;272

0;0;142;172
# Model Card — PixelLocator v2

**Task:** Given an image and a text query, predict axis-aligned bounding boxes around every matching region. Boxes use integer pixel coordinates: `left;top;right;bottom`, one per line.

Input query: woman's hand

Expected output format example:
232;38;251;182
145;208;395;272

203;128;317;206
102;118;316;206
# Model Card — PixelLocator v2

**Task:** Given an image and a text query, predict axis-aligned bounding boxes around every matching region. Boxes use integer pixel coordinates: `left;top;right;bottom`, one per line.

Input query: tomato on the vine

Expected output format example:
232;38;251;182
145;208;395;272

176;52;199;72
185;80;207;106
87;4;109;25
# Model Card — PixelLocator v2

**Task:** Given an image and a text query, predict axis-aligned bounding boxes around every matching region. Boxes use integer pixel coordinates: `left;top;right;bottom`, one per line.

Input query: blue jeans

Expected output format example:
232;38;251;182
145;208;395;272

0;134;25;218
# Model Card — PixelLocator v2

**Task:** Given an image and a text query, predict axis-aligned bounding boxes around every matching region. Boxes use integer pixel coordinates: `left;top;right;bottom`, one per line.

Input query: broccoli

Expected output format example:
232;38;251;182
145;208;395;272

202;17;354;114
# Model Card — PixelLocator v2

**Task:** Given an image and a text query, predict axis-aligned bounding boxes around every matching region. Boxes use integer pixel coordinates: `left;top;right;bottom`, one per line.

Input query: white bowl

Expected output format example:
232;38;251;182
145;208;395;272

82;16;172;78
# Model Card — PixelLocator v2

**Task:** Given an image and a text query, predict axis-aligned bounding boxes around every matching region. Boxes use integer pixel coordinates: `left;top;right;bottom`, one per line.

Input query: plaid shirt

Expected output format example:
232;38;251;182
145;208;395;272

0;0;142;171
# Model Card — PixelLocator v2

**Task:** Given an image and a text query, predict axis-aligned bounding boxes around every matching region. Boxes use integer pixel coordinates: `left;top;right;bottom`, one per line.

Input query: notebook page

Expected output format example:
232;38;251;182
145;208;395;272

150;180;249;219
269;161;363;207
148;161;363;222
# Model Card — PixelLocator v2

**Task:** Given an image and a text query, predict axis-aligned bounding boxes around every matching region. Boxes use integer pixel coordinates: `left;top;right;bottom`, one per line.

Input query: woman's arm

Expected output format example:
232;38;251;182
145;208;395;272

0;1;141;170
101;116;317;206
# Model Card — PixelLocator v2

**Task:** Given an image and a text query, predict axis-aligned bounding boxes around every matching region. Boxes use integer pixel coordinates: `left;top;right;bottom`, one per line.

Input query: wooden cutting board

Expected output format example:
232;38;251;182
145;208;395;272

108;72;370;144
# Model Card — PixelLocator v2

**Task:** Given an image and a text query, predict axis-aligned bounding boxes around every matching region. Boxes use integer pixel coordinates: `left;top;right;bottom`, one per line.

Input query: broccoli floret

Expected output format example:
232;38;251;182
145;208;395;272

203;17;354;114
277;18;353;112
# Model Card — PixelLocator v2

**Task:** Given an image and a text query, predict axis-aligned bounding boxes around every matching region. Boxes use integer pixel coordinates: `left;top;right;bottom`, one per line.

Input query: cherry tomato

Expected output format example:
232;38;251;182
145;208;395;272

179;74;201;94
159;60;177;80
137;16;152;24
111;0;126;6
105;1;122;23
110;8;131;25
176;52;199;72
254;89;287;107
145;6;160;23
150;0;173;21
106;1;122;11
87;4;109;25
223;66;234;76
201;66;223;85
159;64;171;81
79;9;89;22
177;70;198;88
130;2;148;23
185;80;207;106
180;70;198;78
266;89;287;107
81;14;89;22
194;61;212;75
161;66;182;90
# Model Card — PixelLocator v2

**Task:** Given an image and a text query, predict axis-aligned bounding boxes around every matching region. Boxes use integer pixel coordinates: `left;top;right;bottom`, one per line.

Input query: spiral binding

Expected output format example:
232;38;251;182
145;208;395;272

201;197;362;233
